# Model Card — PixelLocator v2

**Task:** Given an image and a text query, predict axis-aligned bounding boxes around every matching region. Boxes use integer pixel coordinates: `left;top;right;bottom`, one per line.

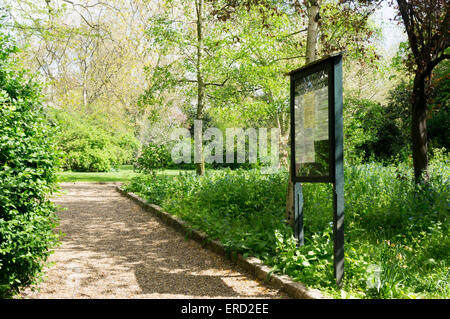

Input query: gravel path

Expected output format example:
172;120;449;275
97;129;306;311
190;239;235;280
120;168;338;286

21;183;288;299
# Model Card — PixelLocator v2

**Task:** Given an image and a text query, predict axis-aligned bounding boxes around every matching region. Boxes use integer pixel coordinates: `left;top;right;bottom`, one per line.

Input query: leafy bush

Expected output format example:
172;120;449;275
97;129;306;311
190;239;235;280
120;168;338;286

344;97;410;164
0;32;60;298
55;111;139;172
135;143;171;175
428;107;449;151
343;74;450;165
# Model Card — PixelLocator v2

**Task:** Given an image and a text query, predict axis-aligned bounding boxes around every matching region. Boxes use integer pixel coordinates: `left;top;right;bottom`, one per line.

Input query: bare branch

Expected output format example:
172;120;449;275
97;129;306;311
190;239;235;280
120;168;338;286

204;78;229;87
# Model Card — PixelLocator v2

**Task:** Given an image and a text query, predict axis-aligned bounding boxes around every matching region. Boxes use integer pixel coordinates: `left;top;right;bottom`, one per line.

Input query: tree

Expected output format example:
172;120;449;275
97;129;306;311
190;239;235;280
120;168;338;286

394;0;450;182
285;0;382;227
207;0;381;228
305;0;321;63
206;6;306;167
144;0;241;175
3;0;157;137
285;0;322;228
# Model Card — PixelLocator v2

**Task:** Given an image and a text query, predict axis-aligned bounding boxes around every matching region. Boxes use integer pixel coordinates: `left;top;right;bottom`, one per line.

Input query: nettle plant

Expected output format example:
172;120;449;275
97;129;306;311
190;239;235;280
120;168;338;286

0;32;60;298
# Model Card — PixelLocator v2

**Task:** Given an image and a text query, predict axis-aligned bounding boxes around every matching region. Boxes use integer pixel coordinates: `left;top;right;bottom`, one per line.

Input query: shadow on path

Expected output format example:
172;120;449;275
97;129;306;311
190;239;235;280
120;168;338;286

23;183;286;299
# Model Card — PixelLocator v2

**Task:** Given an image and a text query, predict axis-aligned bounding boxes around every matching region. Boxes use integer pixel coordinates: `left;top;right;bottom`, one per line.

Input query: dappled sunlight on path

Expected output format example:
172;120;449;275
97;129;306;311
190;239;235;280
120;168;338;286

21;183;287;299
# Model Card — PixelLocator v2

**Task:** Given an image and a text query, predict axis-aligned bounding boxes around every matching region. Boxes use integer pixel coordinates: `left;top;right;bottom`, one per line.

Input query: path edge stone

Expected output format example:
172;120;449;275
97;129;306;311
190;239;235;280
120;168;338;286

116;186;328;300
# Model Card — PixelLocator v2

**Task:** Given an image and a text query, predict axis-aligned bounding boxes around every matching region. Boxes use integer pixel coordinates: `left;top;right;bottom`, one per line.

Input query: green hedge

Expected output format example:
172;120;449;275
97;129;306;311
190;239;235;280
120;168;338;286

0;32;60;298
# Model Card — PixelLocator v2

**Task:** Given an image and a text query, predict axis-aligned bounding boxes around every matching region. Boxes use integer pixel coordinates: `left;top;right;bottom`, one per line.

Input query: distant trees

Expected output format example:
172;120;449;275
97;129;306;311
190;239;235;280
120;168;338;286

144;0;236;175
144;1;305;175
4;0;448;184
3;0;157;137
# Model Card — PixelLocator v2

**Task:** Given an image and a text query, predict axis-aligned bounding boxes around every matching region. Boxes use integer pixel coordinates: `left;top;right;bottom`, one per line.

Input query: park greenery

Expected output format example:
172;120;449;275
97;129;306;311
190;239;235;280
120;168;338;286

0;28;60;298
125;152;449;298
0;0;449;298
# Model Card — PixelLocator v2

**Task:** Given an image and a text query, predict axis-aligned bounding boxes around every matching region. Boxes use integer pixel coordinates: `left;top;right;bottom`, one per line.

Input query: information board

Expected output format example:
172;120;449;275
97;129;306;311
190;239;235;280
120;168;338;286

294;68;329;177
288;53;344;285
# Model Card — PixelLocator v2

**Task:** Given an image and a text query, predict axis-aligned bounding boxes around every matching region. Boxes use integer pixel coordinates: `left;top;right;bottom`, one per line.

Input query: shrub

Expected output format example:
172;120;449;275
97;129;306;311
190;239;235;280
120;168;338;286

428;107;449;151
344;97;410;164
135;143;171;175
0;32;60;298
55;111;139;172
428;59;450;151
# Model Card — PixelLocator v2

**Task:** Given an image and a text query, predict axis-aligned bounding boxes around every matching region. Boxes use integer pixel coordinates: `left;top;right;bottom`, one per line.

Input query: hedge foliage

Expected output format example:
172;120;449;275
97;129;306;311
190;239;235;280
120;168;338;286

54;111;139;172
0;32;60;298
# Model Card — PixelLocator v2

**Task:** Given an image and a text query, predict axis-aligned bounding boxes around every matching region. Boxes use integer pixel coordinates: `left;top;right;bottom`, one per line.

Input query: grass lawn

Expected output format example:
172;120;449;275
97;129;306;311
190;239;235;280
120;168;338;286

57;165;194;182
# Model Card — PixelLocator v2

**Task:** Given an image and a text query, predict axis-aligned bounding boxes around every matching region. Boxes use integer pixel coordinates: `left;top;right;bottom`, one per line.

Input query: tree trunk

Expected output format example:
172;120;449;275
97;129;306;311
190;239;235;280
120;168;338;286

82;63;88;108
305;1;320;65
411;72;429;182
278;113;289;167
195;0;205;176
286;0;321;228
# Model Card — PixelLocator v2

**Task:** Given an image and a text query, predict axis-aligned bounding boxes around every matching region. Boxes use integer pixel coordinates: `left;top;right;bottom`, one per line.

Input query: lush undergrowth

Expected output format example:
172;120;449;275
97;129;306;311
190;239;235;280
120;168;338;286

125;158;449;299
